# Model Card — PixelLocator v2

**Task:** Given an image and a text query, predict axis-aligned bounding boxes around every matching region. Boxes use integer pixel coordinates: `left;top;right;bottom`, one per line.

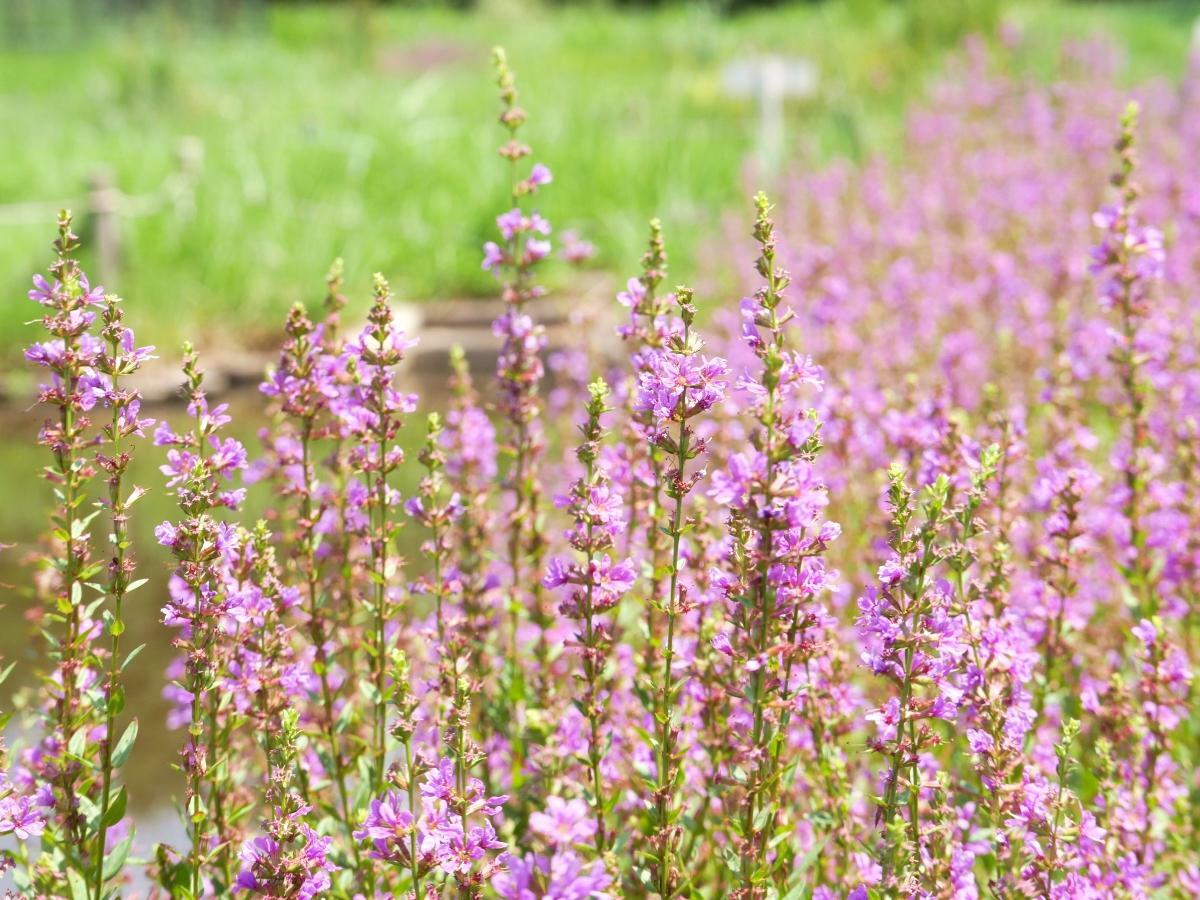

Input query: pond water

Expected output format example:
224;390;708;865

0;380;434;844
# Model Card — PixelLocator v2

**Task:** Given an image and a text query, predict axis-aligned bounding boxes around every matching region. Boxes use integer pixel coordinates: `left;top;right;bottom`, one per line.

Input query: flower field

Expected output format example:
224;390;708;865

2;31;1200;900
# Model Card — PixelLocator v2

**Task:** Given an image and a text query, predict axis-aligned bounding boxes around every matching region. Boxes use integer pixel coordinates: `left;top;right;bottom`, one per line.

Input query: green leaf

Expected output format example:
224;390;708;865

68;725;88;759
121;643;146;671
67;869;90;900
78;794;101;832
112;718;138;768
102;787;128;827
103;830;134;880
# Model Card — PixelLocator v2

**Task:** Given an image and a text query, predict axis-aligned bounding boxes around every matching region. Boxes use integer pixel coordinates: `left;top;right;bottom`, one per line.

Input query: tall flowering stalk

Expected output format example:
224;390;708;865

485;47;553;710
1090;101;1165;619
232;523;338;898
443;659;509;897
616;221;670;669
942;445;1044;886
356;650;508;897
408;413;461;646
1091;104;1184;870
260;299;360;857
543;379;635;855
1031;454;1098;711
25;212;105;870
89;293;154;899
339;275;416;793
155;345;248;896
712;194;838;890
858;466;965;889
236;706;338;898
634;288;728;897
443;346;498;683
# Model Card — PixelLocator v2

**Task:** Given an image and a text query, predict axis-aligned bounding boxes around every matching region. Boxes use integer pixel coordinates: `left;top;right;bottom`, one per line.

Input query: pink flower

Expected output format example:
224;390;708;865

529;796;596;847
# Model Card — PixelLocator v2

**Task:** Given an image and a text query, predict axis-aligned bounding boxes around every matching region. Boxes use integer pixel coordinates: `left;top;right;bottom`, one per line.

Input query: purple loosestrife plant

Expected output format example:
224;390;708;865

940;444;1043;886
615;222;671;676
496;794;613;899
358;652;508;898
542;378;634;857
89;292;154;900
235;708;338;899
24;213;125;895
634;287;728;897
1090;104;1190;877
711;194;840;893
233;524;337;899
408;413;462;647
8;42;1200;899
20;217;149;898
26;212;103;838
442;665;509;897
338;274;416;795
154;345;248;896
858;465;964;890
259;297;361;862
1030;447;1100;713
366;650;427;896
442;346;499;696
487;48;553;737
1091;102;1166;621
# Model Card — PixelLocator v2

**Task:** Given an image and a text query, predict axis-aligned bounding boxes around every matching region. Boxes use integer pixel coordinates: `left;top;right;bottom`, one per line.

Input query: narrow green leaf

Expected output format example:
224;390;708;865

67;869;90;900
67;725;88;758
102;830;134;880
121;643;146;671
112;718;138;768
102;787;127;827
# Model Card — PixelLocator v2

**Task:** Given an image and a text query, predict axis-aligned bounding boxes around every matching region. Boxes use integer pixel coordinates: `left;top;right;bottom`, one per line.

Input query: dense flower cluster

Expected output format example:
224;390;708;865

6;36;1200;900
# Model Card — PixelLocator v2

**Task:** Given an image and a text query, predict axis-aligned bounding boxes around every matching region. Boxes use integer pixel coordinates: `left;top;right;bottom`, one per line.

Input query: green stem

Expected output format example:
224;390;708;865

371;423;390;793
654;402;689;899
299;424;360;869
405;741;422;898
581;454;609;855
92;365;127;900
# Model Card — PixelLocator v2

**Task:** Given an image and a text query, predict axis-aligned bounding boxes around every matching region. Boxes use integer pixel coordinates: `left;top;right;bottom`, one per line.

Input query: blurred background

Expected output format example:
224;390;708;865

0;0;1196;829
1;0;1195;371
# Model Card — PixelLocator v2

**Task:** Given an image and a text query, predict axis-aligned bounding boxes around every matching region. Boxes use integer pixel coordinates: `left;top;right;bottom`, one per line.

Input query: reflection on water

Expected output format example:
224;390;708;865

0;381;432;843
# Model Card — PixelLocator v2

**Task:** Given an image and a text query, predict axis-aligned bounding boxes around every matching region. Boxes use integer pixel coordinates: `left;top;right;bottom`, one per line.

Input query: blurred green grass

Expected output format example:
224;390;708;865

0;1;1194;363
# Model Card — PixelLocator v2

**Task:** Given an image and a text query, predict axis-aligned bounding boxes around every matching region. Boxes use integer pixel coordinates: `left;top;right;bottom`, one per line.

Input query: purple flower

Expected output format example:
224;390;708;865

234;827;337;899
1131;618;1157;649
0;789;45;841
354;789;415;859
483;241;505;271
494;849;612;899
561;229;595;264
633;349;728;422
529;796;596;847
431;821;506;876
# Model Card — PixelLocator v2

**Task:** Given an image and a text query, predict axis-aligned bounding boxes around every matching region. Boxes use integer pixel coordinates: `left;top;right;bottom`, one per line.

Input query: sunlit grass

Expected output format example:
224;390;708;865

0;1;1192;361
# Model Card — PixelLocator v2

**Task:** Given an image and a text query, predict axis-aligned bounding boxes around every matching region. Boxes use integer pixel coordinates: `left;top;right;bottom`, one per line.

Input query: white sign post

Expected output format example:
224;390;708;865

722;56;819;176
